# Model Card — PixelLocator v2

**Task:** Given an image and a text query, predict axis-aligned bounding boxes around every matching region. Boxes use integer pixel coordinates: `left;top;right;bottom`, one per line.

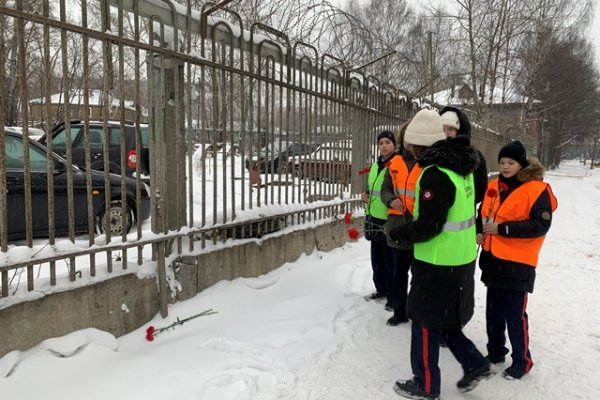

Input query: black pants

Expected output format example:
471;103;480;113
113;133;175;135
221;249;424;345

486;287;533;372
409;322;487;396
370;239;395;296
388;248;412;318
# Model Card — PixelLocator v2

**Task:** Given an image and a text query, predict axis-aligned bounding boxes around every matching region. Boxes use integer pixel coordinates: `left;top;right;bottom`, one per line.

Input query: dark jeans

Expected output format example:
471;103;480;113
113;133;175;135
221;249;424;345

409;322;487;395
486;287;533;372
388;248;412;318
370;239;394;296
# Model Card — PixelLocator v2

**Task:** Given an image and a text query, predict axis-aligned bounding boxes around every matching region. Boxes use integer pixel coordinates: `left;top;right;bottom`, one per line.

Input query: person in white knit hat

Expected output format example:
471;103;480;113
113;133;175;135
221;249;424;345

389;109;493;400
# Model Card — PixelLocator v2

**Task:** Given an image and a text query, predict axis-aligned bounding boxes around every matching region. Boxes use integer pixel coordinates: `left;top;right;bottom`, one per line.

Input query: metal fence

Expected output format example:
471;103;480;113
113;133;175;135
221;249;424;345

0;0;512;315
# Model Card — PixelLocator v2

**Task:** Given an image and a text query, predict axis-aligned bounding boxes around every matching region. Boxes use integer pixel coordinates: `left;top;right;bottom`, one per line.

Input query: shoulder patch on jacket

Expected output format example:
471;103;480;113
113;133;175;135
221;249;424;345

422;189;434;201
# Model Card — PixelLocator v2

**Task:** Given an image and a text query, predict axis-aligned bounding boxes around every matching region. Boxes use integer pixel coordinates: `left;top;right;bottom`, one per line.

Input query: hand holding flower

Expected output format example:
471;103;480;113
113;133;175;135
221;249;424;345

390;198;406;211
476;233;485;245
482;222;499;235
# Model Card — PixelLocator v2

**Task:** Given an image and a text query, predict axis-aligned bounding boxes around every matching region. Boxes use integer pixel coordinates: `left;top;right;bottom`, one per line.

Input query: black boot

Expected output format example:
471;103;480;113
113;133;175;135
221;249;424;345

364;292;385;301
387;314;409;326
394;379;440;400
456;362;495;393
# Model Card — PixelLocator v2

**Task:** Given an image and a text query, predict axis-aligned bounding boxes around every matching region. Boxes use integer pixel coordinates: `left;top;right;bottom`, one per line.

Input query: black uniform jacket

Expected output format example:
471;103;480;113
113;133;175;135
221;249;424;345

389;136;480;329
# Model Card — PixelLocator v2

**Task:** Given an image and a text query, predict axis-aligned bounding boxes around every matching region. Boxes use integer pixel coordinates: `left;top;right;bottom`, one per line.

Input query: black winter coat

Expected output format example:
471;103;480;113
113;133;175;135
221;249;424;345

477;157;553;293
389;136;480;329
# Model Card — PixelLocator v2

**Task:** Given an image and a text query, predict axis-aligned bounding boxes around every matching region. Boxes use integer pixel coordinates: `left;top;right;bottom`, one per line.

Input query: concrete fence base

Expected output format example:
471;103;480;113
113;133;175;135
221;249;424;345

0;219;361;358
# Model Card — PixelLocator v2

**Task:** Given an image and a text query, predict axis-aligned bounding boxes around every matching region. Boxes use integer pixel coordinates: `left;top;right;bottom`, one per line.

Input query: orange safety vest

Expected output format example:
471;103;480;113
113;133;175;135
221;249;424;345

481;177;558;267
387;157;422;216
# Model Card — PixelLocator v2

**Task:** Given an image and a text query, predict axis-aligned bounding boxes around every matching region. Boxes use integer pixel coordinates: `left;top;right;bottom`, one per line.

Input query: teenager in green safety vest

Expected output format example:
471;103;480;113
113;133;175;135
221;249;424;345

380;121;418;327
387;109;493;400
361;131;398;306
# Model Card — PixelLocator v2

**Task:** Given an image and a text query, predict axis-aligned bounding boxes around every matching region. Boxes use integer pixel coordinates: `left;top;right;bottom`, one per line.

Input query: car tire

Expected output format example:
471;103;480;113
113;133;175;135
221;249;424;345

278;161;289;174
96;200;133;235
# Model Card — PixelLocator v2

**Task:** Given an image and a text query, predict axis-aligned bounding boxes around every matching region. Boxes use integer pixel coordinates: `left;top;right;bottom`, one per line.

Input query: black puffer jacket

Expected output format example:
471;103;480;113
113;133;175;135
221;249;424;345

478;157;553;293
389;136;480;329
440;106;488;204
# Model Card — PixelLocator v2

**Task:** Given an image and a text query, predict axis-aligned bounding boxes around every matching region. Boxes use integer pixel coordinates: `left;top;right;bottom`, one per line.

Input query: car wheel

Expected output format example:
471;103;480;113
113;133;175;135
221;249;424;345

278;161;289;174
97;200;133;235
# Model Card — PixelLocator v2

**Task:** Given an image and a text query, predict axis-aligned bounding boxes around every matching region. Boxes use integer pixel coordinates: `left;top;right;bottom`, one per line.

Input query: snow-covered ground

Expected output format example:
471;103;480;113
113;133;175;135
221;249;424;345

1;159;599;400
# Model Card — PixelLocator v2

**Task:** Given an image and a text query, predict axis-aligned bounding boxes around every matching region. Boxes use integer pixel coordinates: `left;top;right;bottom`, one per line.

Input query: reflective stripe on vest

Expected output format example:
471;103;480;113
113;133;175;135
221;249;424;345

413;165;477;266
388;157;420;216
443;216;476;231
367;161;391;220
481;178;558;267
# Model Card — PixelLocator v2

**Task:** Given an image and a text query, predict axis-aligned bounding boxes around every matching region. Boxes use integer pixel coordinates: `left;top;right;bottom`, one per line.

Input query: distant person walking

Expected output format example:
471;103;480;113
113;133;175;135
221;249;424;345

477;140;558;380
362;131;398;306
389;109;493;400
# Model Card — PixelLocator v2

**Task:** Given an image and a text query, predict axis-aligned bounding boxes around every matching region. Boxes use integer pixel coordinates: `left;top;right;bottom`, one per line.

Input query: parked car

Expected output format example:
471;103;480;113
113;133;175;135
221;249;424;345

245;141;318;173
3;128;151;240
288;141;352;182
6;126;46;141
39;120;150;181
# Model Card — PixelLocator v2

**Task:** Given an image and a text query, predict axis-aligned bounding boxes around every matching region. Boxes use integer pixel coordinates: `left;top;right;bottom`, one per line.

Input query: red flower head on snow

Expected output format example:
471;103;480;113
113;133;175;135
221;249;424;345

348;228;360;240
344;212;352;225
358;166;371;175
145;326;155;342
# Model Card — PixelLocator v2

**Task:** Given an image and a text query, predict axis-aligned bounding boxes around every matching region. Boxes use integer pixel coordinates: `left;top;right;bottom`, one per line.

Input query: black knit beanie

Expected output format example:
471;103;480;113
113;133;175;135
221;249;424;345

498;140;528;167
377;130;397;147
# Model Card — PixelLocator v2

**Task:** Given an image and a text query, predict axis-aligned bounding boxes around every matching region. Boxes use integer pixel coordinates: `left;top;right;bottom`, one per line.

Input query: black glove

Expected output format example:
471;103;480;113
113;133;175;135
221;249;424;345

388;224;406;242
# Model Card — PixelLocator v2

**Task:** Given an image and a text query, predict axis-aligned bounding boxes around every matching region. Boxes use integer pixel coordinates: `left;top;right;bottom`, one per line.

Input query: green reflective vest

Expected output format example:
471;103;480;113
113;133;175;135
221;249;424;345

366;162;389;220
413;165;476;266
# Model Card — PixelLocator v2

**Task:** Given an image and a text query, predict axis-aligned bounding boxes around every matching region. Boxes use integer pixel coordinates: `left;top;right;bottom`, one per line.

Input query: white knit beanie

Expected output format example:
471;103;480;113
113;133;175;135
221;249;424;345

404;109;446;147
439;111;460;129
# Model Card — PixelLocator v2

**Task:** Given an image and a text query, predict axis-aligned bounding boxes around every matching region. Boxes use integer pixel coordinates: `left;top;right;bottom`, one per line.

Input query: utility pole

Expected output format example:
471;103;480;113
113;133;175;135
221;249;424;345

427;31;434;104
591;136;599;170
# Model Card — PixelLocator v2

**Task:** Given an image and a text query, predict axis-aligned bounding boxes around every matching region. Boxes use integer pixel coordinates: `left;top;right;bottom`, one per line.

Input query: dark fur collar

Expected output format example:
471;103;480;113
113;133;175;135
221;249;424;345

417;136;479;177
517;157;545;182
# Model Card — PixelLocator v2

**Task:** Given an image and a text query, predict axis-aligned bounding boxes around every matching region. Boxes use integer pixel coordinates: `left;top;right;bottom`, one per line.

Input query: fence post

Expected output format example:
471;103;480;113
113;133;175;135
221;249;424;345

148;55;187;235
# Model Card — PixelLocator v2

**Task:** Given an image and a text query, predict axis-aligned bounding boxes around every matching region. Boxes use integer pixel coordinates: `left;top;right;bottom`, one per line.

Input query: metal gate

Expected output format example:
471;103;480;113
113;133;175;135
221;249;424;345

0;0;453;313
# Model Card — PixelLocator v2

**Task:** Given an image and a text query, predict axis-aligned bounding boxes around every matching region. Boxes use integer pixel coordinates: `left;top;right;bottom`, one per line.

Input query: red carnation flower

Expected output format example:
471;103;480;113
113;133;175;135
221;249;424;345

486;188;498;198
344;212;352;224
348;228;360;240
145;326;156;342
358;166;371;175
498;182;508;192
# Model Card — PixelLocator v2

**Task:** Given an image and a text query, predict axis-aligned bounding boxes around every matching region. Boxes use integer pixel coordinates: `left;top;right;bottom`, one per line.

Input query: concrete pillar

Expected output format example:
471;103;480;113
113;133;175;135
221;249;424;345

147;55;186;234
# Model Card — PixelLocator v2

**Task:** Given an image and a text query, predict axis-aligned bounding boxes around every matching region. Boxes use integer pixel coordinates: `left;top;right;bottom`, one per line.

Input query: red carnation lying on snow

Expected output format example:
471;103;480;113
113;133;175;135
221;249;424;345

145;326;155;342
486;188;498;198
358;166;371;175
344;212;352;224
348;228;360;240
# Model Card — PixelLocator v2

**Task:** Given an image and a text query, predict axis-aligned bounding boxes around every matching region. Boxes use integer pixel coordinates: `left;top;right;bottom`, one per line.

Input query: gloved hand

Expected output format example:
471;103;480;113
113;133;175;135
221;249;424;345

388;225;406;242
